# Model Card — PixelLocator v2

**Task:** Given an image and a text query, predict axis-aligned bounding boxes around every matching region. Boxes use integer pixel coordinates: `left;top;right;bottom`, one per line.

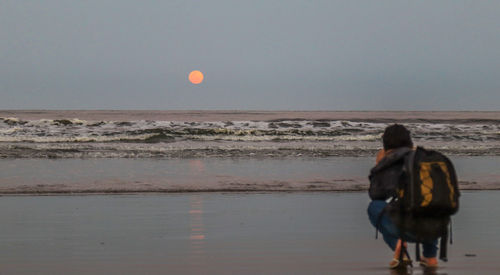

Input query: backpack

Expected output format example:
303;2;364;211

390;146;460;262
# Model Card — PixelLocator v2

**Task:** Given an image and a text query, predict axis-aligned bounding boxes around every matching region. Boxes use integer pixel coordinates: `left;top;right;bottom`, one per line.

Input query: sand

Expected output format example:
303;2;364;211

0;157;498;194
0;191;499;274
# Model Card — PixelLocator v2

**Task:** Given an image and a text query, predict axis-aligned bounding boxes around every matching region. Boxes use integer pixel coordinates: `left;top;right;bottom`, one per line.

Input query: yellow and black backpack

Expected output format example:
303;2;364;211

392;146;460;262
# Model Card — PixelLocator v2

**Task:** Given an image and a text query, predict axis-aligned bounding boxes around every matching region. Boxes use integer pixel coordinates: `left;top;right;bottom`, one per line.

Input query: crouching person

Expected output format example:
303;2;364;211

367;124;438;269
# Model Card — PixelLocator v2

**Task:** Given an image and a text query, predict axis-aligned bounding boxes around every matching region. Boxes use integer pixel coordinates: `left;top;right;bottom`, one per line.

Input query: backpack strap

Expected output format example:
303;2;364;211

440;229;449;262
450;218;453;245
415;242;421;262
374;205;388;239
374;199;396;239
407;149;417;209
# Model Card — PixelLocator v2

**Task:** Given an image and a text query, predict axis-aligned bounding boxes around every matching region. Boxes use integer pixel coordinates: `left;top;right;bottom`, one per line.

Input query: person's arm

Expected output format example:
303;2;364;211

369;173;388;200
369;149;397;200
376;149;386;164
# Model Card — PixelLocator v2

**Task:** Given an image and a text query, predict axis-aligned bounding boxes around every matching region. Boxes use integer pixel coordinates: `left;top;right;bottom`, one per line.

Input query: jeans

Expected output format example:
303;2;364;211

367;200;438;258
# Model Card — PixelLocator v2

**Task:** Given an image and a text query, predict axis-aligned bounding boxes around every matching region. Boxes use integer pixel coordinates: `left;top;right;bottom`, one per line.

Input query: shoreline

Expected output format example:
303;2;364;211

3;148;499;159
0;181;496;195
1;110;499;122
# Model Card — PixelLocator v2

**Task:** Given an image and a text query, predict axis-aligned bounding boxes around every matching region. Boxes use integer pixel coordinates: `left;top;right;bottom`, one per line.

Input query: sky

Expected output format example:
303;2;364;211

1;0;499;110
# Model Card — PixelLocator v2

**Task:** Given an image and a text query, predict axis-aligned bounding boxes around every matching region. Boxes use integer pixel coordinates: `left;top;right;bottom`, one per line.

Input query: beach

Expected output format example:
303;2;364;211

0;110;499;274
1;191;499;274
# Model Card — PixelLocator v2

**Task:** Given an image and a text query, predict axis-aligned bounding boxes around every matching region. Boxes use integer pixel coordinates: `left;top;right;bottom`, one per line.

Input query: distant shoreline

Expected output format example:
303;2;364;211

0;110;499;122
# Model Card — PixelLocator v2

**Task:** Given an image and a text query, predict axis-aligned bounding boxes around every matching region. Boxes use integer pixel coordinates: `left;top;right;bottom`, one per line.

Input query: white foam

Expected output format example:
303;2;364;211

0;133;158;143
0;127;22;134
0;118;498;158
7;117;20;121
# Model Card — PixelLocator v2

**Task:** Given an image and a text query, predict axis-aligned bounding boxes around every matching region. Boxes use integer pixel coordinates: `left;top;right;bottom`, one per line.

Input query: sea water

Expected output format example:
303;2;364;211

0;110;498;192
0;110;498;159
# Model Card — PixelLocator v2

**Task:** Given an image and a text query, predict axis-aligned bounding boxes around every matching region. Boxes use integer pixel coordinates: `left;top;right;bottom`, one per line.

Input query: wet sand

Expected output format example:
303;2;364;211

0;191;499;274
0;156;498;194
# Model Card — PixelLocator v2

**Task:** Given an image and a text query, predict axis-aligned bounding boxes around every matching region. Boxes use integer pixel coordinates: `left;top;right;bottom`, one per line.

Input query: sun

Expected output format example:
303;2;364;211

188;70;204;84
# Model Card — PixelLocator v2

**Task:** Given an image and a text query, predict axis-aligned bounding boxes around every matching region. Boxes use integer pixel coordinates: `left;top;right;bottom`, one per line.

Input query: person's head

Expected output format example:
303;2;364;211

382;124;413;150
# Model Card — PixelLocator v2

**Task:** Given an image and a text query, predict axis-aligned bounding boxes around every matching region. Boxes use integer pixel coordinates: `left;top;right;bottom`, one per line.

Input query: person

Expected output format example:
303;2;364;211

367;124;438;269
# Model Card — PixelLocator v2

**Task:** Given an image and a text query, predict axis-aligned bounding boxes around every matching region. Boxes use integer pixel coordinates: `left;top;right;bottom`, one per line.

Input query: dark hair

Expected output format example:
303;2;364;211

382;124;413;150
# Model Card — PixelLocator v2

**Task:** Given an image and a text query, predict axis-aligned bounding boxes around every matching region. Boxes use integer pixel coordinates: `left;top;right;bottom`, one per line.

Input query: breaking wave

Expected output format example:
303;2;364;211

1;117;499;158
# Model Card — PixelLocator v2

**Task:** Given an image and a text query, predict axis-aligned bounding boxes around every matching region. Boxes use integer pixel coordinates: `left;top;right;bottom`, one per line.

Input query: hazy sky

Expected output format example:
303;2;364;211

1;1;499;110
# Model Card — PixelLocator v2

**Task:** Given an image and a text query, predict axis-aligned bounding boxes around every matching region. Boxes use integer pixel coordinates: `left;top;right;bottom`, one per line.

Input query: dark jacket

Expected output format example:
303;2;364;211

368;147;412;201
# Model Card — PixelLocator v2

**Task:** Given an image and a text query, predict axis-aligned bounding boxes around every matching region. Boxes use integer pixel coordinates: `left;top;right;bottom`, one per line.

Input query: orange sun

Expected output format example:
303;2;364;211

188;70;204;84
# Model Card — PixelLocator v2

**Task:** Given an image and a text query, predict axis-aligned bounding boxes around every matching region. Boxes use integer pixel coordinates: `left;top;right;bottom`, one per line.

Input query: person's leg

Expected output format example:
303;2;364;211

422;239;438;258
367;200;399;250
418;239;439;267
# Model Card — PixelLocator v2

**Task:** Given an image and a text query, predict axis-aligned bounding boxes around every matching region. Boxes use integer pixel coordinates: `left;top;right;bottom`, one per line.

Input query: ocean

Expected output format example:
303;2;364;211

0;110;498;193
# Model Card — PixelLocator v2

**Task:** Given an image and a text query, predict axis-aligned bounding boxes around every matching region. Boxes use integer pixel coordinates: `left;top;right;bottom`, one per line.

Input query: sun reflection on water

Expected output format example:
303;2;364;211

189;195;206;259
